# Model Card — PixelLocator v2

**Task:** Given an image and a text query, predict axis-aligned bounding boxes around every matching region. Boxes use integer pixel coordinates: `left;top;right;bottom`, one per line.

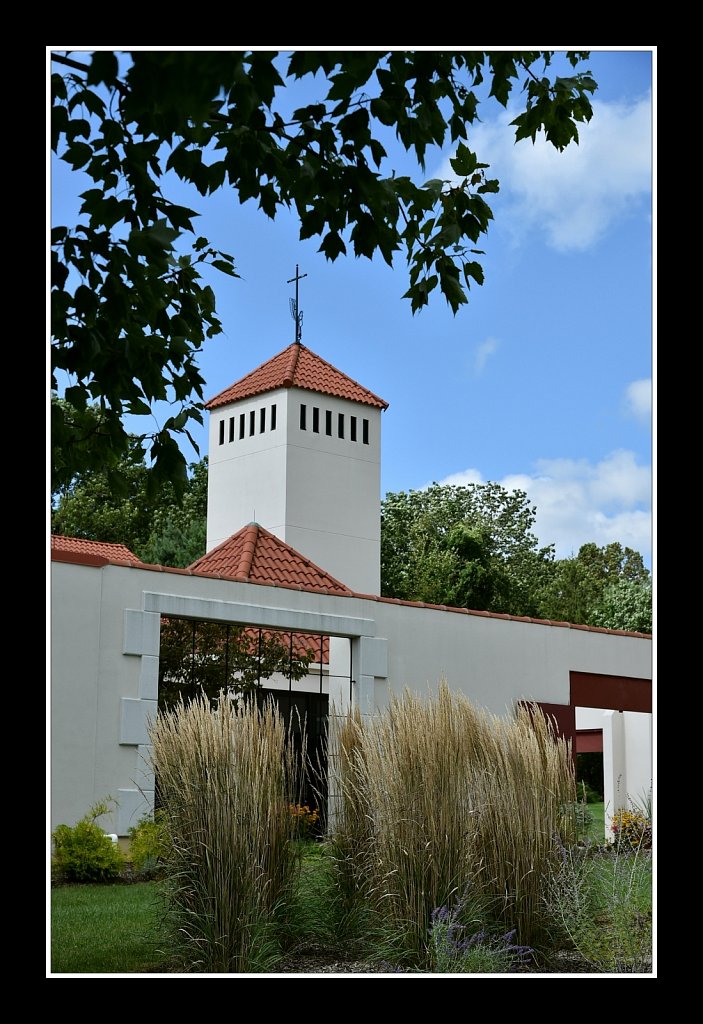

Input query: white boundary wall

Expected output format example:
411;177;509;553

51;561;652;836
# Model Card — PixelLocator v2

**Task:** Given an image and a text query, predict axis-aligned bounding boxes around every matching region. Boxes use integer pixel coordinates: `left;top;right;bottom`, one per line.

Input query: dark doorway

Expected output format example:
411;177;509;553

258;688;329;833
576;751;604;802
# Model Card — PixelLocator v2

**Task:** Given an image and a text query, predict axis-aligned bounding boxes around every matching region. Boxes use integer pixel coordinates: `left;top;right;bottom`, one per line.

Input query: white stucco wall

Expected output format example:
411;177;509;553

207;389;289;552
51;561;652;835
603;710;652;829
575;706;652;841
51;562;148;836
284;395;382;594
371;601;650;718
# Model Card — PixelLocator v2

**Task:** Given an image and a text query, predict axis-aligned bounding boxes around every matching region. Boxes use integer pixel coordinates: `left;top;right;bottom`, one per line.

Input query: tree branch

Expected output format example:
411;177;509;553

51;53;90;73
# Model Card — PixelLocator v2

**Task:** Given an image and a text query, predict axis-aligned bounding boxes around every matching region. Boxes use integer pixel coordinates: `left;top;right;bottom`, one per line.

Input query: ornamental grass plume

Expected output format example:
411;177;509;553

149;690;303;972
330;682;575;957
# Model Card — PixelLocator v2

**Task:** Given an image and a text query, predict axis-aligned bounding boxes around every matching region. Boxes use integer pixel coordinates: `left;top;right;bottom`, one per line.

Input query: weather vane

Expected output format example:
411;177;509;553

287;264;307;343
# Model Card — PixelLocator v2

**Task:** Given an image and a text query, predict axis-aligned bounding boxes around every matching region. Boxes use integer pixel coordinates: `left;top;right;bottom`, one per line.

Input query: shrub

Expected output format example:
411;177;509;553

542;836;652;972
128;812;168;877
427;886;533;973
52;800;124;883
610;809;652;851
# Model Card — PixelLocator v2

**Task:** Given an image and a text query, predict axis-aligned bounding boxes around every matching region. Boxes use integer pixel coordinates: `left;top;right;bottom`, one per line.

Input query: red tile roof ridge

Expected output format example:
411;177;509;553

235;525;258;578
205;341;388;410
187;524;353;595
282;342;301;386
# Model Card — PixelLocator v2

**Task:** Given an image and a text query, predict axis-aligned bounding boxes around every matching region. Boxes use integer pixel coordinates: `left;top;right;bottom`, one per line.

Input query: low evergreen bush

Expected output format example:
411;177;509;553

128;812;168;878
52;800;124;883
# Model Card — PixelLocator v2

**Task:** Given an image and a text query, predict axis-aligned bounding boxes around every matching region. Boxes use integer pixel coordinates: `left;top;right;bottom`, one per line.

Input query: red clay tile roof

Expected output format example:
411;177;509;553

205;342;389;411
187;524;353;596
51;535;143;564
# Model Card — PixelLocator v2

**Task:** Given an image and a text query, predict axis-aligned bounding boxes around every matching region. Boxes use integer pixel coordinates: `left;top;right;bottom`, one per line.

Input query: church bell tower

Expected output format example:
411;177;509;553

204;327;388;595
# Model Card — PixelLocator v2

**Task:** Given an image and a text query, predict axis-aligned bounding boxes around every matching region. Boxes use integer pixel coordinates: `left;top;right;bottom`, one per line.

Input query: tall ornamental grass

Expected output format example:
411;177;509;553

149;691;302;972
330;683;576;957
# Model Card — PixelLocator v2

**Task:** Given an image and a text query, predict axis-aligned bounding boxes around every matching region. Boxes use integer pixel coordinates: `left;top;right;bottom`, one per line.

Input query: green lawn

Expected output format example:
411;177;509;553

51;882;167;974
50;815;634;974
587;802;606;843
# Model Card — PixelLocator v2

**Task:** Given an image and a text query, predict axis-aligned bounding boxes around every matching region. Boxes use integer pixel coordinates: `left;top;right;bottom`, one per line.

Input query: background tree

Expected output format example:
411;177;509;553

586;578;652;634
51;49;597;493
380;485;651;630
380;482;555;616
537;542;651;631
51;399;208;563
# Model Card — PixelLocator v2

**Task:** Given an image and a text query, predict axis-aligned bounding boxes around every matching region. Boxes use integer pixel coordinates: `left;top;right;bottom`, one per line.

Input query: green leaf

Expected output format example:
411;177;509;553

463;261;485;286
164;204;198;232
64;142;93;169
350;214;378;259
319;231;347;261
127;397;153;416
51;102;69;151
67;118;91;141
449;142;478;177
147;220;180;247
86;51;119;87
439;271;468;313
423;178;445;197
69;88;106;118
101;119;124;146
210;259;239;276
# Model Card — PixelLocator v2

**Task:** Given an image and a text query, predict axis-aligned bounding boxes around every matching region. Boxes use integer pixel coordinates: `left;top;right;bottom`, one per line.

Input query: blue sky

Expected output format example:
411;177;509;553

50;47;654;567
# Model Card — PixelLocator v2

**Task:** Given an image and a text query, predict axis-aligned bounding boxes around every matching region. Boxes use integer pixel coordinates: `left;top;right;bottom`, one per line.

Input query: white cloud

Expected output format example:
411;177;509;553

623;378;652;423
473;337;500;375
436;449;652;562
434;94;651;251
439;467;485;488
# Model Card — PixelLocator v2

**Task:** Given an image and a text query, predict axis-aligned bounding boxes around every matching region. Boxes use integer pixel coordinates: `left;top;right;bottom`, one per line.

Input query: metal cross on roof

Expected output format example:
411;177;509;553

287;264;307;343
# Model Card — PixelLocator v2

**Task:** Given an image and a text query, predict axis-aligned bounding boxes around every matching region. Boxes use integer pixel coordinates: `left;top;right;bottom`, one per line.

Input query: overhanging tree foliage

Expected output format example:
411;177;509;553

51;49;597;492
